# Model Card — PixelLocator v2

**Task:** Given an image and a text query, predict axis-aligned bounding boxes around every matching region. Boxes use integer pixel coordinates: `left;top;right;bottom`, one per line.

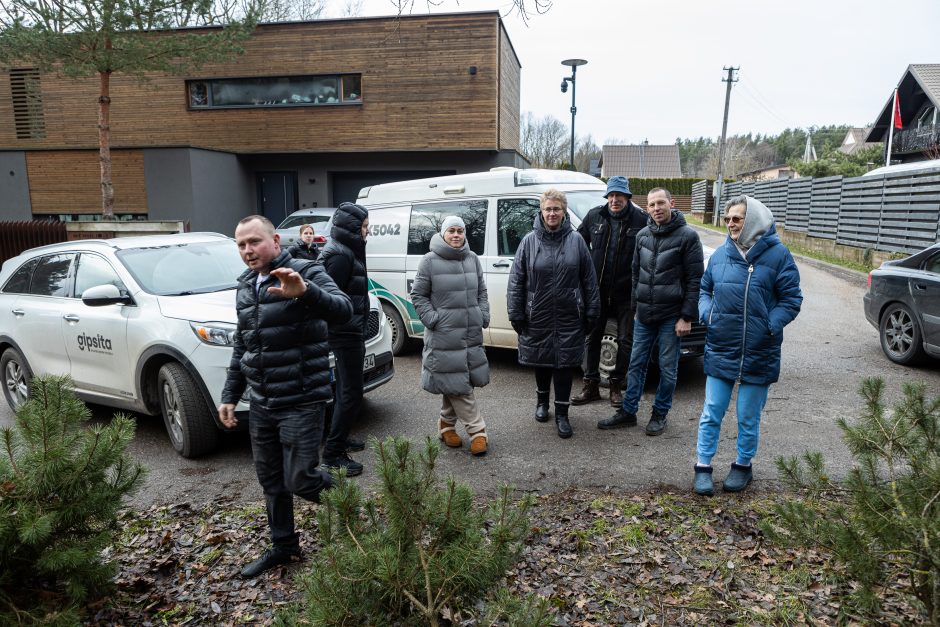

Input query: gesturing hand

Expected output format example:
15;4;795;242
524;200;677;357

268;267;308;299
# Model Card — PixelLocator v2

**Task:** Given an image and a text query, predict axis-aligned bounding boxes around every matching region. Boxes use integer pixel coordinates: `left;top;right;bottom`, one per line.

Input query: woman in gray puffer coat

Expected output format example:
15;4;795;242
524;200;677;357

410;216;491;456
507;188;600;439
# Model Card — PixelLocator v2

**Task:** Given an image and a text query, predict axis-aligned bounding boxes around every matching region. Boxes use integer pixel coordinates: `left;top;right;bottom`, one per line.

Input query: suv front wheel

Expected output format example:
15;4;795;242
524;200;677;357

157;362;219;458
1;347;32;410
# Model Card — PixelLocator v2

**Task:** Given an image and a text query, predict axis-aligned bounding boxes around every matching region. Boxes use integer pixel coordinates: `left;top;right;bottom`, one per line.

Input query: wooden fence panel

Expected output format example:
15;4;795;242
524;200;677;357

785;177;812;232
0;220;67;265
762;178;789;224
877;171;940;253
837;176;884;248
808;176;842;240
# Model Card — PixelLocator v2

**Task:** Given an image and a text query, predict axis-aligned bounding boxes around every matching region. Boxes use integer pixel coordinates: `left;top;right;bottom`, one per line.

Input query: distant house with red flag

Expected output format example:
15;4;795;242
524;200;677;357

866;64;940;165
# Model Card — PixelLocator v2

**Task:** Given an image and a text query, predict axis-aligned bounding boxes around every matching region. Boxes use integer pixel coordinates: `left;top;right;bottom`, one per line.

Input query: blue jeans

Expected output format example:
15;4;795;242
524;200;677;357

621;317;681;416
695;376;769;466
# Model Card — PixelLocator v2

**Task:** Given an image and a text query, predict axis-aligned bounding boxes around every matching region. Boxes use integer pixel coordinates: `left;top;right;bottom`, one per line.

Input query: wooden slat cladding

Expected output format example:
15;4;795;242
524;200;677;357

498;23;520;151
1;14;507;153
26;150;147;215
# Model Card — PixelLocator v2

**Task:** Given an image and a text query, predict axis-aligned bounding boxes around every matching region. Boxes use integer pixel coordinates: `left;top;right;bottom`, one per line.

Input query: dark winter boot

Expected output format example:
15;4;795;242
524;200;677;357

608;380;623;407
597;408;637;430
723;463;753;493
645;410;668;436
555;402;572;439
534;390;550;423
570;380;601;405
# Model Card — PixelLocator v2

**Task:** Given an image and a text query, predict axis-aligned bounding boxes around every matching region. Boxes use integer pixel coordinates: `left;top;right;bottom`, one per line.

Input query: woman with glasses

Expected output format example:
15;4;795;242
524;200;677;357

507;188;600;439
693;195;802;496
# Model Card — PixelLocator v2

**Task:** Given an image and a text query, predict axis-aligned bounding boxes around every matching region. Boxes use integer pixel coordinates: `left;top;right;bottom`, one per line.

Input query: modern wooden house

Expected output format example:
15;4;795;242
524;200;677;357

0;11;524;232
867;64;940;166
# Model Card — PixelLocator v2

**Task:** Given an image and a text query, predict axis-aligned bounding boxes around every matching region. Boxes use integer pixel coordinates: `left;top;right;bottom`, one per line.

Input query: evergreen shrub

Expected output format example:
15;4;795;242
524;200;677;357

287;437;548;626
764;378;940;624
0;375;144;624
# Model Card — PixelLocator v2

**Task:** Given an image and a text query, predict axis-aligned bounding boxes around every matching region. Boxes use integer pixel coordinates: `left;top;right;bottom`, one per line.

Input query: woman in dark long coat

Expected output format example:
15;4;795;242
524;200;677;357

288;224;319;261
507;188;600;439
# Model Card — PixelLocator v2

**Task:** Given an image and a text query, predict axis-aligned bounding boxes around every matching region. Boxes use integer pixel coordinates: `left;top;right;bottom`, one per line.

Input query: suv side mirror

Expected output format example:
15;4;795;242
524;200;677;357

82;284;134;307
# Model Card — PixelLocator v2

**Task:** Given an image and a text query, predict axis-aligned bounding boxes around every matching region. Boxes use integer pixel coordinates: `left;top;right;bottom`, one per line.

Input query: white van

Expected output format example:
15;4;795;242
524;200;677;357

357;168;608;354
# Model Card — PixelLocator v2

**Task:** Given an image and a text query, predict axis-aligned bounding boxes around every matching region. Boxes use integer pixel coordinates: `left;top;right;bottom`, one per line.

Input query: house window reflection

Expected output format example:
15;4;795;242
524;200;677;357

186;74;363;109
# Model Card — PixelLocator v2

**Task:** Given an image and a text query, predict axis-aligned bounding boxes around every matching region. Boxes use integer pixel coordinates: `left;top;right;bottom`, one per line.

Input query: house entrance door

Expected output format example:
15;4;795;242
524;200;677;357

257;172;298;226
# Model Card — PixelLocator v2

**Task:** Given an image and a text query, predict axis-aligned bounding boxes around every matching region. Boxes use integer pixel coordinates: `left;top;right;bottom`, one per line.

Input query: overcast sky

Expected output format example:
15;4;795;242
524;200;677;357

355;0;939;145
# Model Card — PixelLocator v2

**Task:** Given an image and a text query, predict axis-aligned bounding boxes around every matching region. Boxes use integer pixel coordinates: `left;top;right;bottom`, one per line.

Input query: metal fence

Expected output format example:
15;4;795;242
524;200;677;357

0;220;67;266
689;165;940;254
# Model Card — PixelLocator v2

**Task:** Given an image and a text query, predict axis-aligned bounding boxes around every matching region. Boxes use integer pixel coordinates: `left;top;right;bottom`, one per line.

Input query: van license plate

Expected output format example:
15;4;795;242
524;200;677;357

363;354;375;370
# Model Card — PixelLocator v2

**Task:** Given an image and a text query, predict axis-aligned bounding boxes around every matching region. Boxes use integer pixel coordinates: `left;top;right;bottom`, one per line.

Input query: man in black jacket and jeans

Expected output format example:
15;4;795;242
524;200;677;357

320;202;371;476
219;215;352;578
598;188;704;436
572;176;649;407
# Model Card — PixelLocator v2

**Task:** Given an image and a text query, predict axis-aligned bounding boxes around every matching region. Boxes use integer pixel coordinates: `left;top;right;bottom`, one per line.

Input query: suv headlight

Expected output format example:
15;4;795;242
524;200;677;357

190;322;237;347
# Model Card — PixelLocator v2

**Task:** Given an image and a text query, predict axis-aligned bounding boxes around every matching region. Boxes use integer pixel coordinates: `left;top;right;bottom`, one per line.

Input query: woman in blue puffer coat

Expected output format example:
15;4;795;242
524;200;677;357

507;188;600;439
693;195;802;496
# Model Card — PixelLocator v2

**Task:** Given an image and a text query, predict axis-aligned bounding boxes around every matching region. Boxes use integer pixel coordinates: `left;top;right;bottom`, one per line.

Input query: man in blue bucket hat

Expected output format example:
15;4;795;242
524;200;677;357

572;176;648;407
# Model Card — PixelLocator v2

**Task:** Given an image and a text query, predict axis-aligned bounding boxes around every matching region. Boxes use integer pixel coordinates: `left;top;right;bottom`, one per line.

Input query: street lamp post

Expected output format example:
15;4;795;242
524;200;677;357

561;58;587;170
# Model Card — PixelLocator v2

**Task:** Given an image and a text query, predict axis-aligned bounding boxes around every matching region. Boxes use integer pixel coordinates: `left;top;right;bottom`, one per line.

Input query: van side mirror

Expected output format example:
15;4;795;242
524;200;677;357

82;284;134;307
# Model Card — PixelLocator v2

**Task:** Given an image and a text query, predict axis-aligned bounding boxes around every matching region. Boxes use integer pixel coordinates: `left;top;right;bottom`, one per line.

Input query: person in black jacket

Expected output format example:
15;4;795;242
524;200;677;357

219;215;352;578
572;176;649;407
287;224;319;261
319;202;370;476
598;188;704;436
507;188;600;439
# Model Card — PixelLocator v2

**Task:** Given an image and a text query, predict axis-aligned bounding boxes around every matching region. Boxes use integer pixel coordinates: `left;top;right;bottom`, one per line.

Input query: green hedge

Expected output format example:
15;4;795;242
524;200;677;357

597;178;700;195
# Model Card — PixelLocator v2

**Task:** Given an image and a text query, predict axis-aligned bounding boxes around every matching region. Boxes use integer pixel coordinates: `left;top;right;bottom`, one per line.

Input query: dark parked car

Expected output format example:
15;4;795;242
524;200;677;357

864;242;940;365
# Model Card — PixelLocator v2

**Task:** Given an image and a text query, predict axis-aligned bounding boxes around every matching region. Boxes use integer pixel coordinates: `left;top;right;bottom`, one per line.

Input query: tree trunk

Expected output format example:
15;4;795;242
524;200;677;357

98;68;114;220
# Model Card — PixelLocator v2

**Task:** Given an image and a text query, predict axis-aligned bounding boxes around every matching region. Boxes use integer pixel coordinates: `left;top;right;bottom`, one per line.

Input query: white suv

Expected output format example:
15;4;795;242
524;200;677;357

0;233;394;458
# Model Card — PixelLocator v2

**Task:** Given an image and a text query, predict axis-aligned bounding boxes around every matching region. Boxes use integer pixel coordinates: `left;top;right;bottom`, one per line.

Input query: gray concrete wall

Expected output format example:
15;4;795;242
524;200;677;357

188;150;254;235
144;148;253;234
144;148;194;225
0;152;32;220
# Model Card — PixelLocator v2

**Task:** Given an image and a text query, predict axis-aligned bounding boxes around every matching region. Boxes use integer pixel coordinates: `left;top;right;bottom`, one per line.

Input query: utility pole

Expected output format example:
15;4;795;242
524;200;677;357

713;66;739;226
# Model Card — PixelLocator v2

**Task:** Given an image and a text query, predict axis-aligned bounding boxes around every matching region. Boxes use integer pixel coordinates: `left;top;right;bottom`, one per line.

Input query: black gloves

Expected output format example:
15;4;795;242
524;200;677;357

511;320;527;335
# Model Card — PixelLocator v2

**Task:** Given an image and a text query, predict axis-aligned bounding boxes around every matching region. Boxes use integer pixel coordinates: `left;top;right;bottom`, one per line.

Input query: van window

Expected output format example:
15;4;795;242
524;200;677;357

497;198;540;256
408;200;487;255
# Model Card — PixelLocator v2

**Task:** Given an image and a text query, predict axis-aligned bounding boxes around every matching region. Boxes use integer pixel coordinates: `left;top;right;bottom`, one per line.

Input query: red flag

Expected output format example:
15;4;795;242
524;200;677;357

893;89;903;129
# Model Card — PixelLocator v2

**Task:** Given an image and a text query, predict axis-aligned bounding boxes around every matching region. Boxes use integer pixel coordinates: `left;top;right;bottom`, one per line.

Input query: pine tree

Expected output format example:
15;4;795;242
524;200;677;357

764;377;940;625
290;437;546;626
0;375;145;623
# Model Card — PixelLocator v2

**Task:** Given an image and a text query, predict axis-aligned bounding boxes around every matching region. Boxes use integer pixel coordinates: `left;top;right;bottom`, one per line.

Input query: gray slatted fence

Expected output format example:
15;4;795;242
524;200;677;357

784;177;811;232
808;176;842;240
837;176;884;248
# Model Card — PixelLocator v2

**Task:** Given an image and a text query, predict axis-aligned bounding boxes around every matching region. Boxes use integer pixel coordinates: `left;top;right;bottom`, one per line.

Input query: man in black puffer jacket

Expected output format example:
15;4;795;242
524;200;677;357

573;176;649;407
598;188;703;436
219;215;352;578
319;202;370;476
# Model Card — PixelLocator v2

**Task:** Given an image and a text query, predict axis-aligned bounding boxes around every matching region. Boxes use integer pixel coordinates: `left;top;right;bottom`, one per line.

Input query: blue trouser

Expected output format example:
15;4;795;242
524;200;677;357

621;317;681;416
695;376;770;466
248;401;332;551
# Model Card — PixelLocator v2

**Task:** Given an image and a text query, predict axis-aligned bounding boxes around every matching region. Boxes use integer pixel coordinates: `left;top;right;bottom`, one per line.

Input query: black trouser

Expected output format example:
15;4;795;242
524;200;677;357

535;367;574;404
583;296;635;387
323;342;365;459
248;401;332;551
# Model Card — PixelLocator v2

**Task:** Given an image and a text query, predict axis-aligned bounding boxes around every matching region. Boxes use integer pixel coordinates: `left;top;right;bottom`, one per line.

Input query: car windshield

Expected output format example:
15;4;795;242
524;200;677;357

116;240;245;296
566;191;610;220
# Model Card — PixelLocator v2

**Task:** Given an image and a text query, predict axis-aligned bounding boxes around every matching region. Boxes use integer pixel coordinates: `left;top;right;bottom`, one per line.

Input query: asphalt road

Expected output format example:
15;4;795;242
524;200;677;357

3;225;939;509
